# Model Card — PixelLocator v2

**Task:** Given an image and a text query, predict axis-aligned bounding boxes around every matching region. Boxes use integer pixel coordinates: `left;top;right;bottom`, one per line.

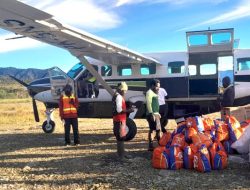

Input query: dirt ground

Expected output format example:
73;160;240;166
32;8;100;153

0;115;250;190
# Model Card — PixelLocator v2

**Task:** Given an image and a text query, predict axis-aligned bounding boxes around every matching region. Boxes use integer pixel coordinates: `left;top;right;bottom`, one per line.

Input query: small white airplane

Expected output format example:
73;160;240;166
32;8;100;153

1;1;250;139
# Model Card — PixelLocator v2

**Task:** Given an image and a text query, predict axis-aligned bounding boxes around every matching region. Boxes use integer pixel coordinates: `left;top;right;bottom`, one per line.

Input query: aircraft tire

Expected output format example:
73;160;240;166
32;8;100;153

42;120;55;133
113;118;137;141
124;118;137;141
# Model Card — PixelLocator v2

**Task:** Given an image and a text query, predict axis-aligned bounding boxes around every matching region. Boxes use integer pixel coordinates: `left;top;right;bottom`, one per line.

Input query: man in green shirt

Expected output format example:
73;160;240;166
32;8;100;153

146;79;161;151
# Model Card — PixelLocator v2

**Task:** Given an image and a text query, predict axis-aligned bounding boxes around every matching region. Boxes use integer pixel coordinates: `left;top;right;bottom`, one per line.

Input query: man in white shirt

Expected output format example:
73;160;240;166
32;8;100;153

158;87;168;133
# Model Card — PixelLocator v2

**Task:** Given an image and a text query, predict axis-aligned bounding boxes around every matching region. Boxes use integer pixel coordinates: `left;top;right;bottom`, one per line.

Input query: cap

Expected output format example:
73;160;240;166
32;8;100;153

118;82;128;91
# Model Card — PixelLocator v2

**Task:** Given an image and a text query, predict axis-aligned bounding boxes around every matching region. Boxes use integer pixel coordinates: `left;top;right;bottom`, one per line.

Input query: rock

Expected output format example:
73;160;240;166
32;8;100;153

85;179;93;184
158;170;171;177
228;155;247;164
22;166;31;172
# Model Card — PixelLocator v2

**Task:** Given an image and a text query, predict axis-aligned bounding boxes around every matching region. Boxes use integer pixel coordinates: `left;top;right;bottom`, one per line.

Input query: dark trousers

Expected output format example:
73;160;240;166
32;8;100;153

146;115;160;143
159;104;168;133
64;118;80;144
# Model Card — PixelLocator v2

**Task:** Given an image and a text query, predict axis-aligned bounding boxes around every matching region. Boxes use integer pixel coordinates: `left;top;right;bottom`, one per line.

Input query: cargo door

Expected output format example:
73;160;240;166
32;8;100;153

186;28;234;96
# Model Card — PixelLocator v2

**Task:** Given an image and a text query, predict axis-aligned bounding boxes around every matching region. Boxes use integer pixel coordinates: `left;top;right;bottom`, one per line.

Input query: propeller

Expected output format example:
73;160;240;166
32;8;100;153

8;75;40;122
32;98;40;122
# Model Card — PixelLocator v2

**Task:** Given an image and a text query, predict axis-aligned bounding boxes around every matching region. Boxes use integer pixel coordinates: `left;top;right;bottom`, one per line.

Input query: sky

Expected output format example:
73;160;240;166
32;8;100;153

1;0;250;72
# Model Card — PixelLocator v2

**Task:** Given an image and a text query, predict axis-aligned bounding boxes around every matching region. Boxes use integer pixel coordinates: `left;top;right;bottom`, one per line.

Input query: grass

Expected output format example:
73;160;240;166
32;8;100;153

0;98;48;127
0;80;177;132
0;97;177;133
0;77;29;99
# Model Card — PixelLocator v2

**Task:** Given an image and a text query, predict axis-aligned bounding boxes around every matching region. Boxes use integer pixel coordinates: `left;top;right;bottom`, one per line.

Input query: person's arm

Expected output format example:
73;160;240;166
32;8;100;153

146;91;153;114
59;96;64;119
116;95;123;113
74;97;79;109
116;94;134;114
163;88;169;99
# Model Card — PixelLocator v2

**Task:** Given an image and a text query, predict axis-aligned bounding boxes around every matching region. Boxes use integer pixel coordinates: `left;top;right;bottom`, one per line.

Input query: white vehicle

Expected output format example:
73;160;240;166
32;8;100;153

1;1;250;137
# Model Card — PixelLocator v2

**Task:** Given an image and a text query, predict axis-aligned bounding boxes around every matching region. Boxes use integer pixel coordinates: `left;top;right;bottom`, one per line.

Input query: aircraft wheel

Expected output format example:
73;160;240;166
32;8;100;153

113;118;137;141
42;120;55;133
125;118;137;141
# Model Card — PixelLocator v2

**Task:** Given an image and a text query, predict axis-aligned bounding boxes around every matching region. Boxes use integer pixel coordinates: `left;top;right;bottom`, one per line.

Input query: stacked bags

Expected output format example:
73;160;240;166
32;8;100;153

152;115;247;172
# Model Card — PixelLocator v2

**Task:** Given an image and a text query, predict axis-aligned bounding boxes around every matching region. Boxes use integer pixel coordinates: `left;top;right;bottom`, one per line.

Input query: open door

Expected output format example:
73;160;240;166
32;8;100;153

186;28;234;96
218;56;234;94
48;67;74;99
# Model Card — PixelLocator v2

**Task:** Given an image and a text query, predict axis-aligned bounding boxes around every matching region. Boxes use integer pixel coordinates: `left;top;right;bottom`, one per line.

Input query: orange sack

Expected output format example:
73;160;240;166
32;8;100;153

193;145;211;173
165;146;183;170
209;142;227;170
159;132;172;147
191;133;212;148
152;146;169;169
171;133;187;150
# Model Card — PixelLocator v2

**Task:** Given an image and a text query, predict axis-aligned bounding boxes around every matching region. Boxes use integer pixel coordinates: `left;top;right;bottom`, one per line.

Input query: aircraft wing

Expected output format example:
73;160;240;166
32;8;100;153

0;0;159;65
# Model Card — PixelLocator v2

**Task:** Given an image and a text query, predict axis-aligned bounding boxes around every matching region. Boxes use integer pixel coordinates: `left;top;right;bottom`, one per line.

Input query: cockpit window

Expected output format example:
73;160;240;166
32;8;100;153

50;67;68;80
67;63;85;79
101;65;112;76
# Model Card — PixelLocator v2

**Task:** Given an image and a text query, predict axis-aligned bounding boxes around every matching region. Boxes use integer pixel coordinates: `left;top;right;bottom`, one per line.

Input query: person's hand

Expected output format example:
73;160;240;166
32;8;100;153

61;119;65;125
153;113;161;119
127;107;135;113
149;113;155;122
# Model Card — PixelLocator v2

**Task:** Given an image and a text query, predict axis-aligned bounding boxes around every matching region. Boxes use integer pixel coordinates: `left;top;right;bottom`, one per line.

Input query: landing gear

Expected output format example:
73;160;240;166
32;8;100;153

42;108;55;133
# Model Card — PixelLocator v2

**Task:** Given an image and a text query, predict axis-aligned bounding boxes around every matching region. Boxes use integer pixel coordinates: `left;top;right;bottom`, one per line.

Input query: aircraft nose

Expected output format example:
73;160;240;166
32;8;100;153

27;86;36;97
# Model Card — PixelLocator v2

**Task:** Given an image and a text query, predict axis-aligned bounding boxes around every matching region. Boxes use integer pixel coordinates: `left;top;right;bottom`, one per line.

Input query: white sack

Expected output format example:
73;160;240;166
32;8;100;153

231;124;250;154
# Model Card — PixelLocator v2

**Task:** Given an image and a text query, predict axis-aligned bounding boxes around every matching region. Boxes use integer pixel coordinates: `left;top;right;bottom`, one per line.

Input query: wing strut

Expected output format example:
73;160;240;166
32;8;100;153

77;55;114;96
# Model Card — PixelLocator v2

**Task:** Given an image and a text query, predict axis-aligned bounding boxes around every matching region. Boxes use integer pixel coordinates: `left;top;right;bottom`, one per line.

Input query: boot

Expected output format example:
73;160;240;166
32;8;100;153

156;130;161;142
148;131;154;151
148;141;154;151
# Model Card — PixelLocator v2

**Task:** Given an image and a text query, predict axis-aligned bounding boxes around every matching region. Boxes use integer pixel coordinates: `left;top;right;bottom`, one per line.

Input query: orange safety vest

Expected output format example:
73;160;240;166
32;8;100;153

62;95;77;115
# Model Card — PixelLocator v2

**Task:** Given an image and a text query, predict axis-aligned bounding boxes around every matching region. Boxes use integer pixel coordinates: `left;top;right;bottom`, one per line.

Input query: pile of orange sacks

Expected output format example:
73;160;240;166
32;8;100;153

152;116;250;172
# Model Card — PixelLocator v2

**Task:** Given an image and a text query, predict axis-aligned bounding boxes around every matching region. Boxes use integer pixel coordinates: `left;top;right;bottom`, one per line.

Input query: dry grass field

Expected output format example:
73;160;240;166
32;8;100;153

0;98;250;190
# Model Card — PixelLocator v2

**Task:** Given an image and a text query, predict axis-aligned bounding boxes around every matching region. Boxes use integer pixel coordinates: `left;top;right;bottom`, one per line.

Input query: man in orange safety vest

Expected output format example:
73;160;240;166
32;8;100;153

59;84;80;146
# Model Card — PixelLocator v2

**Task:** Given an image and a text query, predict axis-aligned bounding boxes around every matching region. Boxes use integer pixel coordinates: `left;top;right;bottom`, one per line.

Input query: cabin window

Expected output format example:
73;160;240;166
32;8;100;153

140;63;156;75
101;65;112;76
200;63;216;75
188;34;208;46
237;58;250;71
211;32;231;44
117;65;132;76
188;65;197;75
168;61;185;74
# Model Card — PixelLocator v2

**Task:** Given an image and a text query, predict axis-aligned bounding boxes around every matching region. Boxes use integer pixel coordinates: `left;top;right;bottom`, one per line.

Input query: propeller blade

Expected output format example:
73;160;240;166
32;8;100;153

32;98;40;122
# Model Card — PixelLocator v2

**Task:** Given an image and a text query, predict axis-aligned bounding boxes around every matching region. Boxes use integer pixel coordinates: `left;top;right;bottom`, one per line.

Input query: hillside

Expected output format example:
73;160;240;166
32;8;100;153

0;67;49;99
0;76;29;99
0;67;48;82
